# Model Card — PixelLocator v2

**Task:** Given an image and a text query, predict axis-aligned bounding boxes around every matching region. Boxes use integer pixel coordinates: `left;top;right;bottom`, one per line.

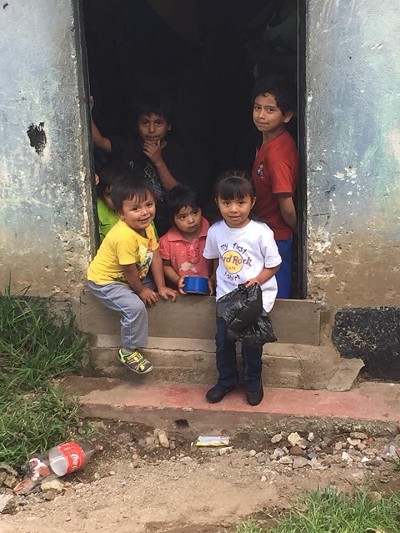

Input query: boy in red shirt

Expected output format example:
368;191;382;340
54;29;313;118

251;75;299;298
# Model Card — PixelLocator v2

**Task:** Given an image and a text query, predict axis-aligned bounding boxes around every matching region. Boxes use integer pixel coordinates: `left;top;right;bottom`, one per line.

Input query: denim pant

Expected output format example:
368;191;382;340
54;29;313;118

87;280;149;351
215;320;263;392
275;238;293;299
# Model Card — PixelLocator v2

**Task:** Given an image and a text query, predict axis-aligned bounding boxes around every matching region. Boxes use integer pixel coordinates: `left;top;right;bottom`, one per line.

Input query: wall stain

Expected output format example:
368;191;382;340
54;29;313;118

27;122;47;156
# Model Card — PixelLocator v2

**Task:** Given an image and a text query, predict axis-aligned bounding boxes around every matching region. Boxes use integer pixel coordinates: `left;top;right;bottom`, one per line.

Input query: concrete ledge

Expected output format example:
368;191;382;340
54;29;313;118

61;376;400;435
73;289;322;345
89;336;339;390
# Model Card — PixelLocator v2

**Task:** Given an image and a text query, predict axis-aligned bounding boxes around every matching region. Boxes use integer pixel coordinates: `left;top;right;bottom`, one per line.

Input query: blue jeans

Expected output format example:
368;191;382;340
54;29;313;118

275;238;293;299
215;320;263;392
87;280;150;351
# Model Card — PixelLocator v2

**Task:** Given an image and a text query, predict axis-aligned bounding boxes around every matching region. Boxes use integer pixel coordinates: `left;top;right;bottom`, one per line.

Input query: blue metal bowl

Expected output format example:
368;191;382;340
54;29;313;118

184;276;209;295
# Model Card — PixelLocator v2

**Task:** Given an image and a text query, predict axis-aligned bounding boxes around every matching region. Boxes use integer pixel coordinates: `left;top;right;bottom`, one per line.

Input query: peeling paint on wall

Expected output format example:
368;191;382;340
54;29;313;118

306;0;400;306
27;122;47;155
0;0;96;297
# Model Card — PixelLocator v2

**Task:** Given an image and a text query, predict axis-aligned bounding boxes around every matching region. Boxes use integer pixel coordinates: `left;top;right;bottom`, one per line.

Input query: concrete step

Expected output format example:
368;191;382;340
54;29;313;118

88;335;340;390
60;376;400;435
73;289;322;345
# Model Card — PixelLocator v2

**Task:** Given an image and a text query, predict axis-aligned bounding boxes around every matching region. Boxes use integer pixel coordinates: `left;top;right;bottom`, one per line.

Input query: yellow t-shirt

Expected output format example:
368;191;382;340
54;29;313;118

87;219;158;285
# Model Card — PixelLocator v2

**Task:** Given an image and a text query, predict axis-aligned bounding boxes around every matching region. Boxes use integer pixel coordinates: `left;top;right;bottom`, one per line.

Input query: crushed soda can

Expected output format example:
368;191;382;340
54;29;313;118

195;435;230;447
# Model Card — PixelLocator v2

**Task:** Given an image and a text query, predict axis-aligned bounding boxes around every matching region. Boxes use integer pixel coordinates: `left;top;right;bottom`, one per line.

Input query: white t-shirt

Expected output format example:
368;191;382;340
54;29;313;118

203;219;281;312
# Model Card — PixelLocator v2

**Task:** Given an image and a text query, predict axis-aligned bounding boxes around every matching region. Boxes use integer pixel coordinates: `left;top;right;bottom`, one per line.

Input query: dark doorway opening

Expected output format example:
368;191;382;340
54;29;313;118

81;0;305;297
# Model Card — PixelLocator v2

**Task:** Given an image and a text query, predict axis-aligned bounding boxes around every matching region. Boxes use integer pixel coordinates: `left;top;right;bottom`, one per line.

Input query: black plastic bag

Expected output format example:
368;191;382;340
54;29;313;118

228;311;277;347
216;283;263;333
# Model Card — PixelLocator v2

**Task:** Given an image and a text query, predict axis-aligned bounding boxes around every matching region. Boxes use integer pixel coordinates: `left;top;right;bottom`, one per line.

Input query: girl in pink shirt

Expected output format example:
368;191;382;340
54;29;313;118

159;185;213;294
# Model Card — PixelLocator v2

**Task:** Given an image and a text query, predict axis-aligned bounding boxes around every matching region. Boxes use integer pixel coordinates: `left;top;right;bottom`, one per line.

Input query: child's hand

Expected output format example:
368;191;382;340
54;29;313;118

208;278;214;295
143;140;163;166
245;278;259;288
158;286;177;302
139;287;159;306
177;277;187;295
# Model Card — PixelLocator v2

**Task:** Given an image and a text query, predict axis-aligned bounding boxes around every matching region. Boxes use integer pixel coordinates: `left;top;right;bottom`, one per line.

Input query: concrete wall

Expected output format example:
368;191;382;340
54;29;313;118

0;0;95;297
306;0;400;307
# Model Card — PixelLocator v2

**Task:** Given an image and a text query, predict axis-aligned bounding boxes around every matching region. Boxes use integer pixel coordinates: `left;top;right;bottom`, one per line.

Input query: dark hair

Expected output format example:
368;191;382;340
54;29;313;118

215;171;255;202
251;74;296;115
97;159;132;199
132;90;173;125
166;185;200;220
110;175;155;213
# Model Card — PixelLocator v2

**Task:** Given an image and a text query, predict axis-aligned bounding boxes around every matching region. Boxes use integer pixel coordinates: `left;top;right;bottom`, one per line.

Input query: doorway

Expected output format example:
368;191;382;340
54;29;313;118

81;0;305;297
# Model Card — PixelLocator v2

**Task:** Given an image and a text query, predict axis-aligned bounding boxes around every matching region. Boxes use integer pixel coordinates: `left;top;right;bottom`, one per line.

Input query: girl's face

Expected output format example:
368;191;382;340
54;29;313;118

174;206;202;237
137;113;170;143
216;195;255;228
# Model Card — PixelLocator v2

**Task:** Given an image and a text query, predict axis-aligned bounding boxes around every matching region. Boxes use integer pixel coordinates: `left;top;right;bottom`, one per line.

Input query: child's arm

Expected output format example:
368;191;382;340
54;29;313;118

90;97;111;153
151;250;177;301
162;259;187;295
246;265;280;288
278;197;297;232
142;140;179;191
122;264;159;306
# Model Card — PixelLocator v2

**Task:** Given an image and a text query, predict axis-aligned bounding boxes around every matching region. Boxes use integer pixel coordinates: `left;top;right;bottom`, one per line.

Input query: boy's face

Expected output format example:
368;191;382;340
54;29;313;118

119;192;156;233
174;206;202;236
253;93;293;140
137;113;170;143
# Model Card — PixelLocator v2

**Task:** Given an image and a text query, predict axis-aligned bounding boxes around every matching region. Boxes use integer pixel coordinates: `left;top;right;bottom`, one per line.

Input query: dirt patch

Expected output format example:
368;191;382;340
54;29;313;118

2;420;400;533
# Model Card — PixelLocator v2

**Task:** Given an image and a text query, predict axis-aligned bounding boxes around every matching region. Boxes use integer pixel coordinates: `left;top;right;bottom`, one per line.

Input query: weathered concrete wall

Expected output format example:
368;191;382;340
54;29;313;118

0;0;95;297
306;0;400;307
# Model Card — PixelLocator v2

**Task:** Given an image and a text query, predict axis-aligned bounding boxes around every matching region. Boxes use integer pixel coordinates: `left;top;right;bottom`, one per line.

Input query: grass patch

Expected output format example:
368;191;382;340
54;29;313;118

0;286;91;466
234;489;400;532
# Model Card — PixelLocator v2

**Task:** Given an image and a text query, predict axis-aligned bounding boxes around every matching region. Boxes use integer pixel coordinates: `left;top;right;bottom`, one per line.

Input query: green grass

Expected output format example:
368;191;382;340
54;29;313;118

0;286;91;466
234;489;400;533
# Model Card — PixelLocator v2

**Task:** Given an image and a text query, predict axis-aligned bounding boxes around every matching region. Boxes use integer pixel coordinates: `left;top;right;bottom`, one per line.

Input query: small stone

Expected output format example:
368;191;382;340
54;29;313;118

157;431;170;449
364;457;383;467
218;447;233;456
335;441;344;451
341;451;352;462
289;446;304;456
42;489;57;501
41;478;63;493
180;456;193;465
287;432;303;447
256;453;267;464
260;475;267;482
278;456;293;465
307;451;318;460
0;494;15;514
356;442;367;451
347;438;361;446
144;436;157;448
94;472;101;479
270;448;284;460
271;433;283;444
248;450;257;457
307;432;315;442
63;487;75;497
350;432;368;440
109;471;116;476
368;491;382;503
292;457;309;469
310;458;325;470
153;428;161;438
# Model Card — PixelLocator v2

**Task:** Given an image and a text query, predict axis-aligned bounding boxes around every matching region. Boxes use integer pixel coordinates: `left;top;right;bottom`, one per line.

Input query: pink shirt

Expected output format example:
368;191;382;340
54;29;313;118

159;217;212;278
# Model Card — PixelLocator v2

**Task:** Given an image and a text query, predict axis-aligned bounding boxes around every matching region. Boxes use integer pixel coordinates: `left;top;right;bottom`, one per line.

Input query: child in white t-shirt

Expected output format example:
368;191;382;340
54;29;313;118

203;172;281;406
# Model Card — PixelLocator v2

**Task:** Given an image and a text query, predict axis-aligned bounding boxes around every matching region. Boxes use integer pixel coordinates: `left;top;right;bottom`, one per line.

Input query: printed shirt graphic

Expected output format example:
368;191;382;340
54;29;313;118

203;220;281;312
87;219;158;285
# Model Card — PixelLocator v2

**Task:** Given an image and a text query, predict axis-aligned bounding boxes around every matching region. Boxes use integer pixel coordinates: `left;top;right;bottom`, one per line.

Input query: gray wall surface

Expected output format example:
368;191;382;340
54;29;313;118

306;0;400;306
0;0;95;297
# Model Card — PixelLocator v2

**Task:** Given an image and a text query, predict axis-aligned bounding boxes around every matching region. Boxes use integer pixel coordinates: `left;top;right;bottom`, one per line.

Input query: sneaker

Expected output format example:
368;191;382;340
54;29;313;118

118;349;153;374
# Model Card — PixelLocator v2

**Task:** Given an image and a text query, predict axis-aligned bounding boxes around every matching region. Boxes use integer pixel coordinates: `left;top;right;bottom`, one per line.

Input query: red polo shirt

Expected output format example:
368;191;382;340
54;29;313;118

252;130;299;240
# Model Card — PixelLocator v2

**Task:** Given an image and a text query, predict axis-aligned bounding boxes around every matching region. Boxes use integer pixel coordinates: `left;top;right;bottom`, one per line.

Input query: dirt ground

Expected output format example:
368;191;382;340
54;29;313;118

2;420;400;533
